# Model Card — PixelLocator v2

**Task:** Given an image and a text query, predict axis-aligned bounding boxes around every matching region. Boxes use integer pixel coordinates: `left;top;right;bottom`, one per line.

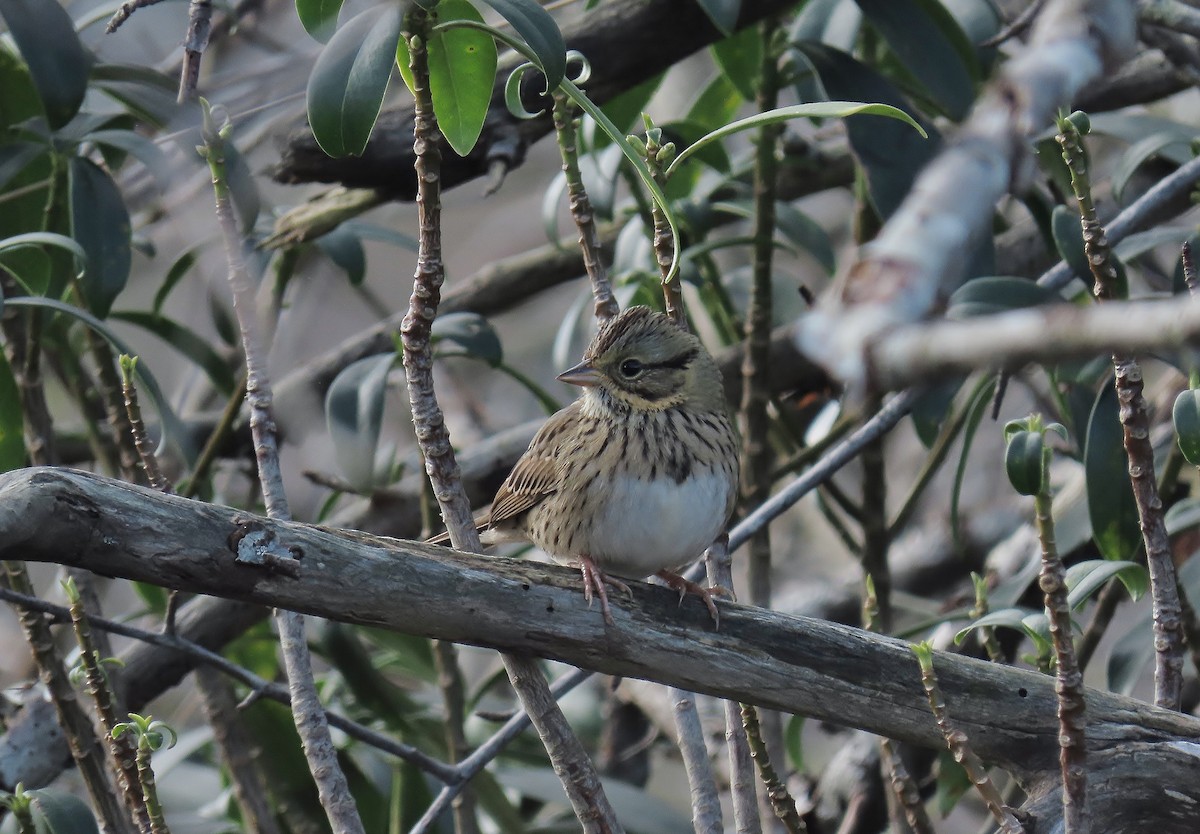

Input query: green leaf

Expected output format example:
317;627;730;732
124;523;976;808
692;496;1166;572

773;201;835;274
108;310;237;396
947;276;1059;319
592;72;663;144
473;0;566;90
1108;555;1200;693
1165;497;1200;536
0;350;25;473
784;714;805;771
325;353;394;490
855;0;977;120
1111;131;1191;203
423;0;497;157
432;311;502;366
306;4;404;158
696;0;740;38
1004;429;1044;497
296;0;344;42
69;157;131;318
686;73;743;132
315;224;367;285
664;100;925;180
1085;380;1141;561
90;63;179;127
27;789;99;834
950;375;996;550
934;748;972;817
1050;204;1090;283
909;377;961;448
0;142;45;194
85;129;175;193
0;0;90;129
0;231;87;270
5;296;187;458
1174;389;1200;465
791;42;938;219
711;27;761;101
1064;560;1147;607
152;247;200;314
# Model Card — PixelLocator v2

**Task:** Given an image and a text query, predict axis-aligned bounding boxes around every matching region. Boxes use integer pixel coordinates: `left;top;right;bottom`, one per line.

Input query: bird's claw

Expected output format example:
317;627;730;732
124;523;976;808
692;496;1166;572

578;556;630;626
656;570;728;628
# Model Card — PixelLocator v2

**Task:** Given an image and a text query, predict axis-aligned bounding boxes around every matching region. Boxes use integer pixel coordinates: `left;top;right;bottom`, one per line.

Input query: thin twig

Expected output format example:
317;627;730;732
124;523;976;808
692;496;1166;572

911;643;1024;834
432;640;480;834
706;540;763;834
981;0;1047;46
199;102;366;834
409;668;592;834
741;703;807;833
178;0;213;102
669;687;724;834
731;391;916;550
643;130;687;330
119;356;171;492
552;94;619;324
399;18;621;832
1031;431;1088;833
105;0;168;33
0;566;136;834
1057;115;1184;711
64;580;154;834
195;667;283;834
0;584;459;782
865;578;932;833
743;17;782;612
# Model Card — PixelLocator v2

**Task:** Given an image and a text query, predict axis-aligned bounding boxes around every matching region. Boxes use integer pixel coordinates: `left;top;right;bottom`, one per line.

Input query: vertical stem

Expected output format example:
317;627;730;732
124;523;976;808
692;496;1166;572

0;564;137;834
911;644;1024;834
66;583;154;834
860;426;891;631
433;640;480;834
1034;479;1088;834
178;0;213;102
742;19;783;612
740;704;807;833
553;95;619;325
705;541;762;834
200;103;365;834
668;687;723;834
195;667;283;834
136;742;171;834
400;20;621;833
1057;117;1184;710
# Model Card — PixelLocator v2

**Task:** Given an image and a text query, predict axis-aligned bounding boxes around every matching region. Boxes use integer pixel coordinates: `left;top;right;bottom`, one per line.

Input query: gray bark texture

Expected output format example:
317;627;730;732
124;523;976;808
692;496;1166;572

2;467;1200;833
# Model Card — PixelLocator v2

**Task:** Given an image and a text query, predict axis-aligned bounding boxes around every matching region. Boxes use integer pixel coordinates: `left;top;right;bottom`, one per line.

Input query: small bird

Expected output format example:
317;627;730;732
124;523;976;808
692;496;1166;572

432;306;740;625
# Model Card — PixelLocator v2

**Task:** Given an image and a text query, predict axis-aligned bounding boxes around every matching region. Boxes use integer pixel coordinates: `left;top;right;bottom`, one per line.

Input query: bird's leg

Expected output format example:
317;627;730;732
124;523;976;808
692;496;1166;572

577;555;631;626
656;570;731;627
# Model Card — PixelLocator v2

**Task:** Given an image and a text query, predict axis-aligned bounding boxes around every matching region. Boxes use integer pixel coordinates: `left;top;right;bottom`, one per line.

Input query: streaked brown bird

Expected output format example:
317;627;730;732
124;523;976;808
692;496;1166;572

432;306;739;624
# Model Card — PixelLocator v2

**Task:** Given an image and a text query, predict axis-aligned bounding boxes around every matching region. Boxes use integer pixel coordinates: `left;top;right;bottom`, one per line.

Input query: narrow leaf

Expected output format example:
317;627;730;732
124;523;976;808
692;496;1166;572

69;157;131;318
473;0;565;90
1084;380;1141;561
325;353;394;490
665;100;926;180
695;0;740;36
425;0;497;156
0;350;25;472
108;310;237;395
296;0;344;42
0;0;89;129
307;5;404;158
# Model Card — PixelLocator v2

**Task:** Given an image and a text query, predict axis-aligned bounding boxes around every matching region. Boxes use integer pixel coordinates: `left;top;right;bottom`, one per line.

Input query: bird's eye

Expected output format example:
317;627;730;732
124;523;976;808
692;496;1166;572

619;359;643;378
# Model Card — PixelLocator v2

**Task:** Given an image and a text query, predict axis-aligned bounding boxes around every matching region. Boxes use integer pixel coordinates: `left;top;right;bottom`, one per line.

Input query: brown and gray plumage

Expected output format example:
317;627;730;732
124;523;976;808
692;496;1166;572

434;306;739;624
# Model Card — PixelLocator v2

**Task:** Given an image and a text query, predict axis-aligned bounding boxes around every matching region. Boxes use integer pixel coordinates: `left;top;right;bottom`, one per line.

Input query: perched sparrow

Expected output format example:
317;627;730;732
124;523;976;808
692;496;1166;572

433;306;739;624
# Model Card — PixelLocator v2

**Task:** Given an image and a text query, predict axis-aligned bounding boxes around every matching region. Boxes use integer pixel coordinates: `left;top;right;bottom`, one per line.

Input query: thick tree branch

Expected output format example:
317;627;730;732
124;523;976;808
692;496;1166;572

801;0;1137;389
4;467;1200;834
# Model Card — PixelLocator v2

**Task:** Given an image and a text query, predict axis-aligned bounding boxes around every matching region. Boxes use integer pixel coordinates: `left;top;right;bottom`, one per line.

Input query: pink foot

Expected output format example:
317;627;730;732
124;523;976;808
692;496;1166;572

578;556;631;626
656;570;731;627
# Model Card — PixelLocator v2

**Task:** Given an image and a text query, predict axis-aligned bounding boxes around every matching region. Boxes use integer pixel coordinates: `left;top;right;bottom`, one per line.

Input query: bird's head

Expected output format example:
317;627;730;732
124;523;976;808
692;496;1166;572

558;306;727;414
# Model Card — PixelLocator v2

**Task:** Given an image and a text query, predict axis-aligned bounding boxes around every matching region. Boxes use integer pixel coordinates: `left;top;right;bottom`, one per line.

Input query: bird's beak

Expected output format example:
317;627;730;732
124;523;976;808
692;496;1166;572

557;361;603;388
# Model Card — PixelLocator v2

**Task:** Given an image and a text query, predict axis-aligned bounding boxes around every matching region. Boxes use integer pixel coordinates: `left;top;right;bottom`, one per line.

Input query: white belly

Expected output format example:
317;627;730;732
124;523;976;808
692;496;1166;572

587;470;732;578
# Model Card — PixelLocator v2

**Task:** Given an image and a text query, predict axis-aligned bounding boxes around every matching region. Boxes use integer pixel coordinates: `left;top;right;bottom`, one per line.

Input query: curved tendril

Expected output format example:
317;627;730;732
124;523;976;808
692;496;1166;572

504;62;545;120
564;50;591;86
